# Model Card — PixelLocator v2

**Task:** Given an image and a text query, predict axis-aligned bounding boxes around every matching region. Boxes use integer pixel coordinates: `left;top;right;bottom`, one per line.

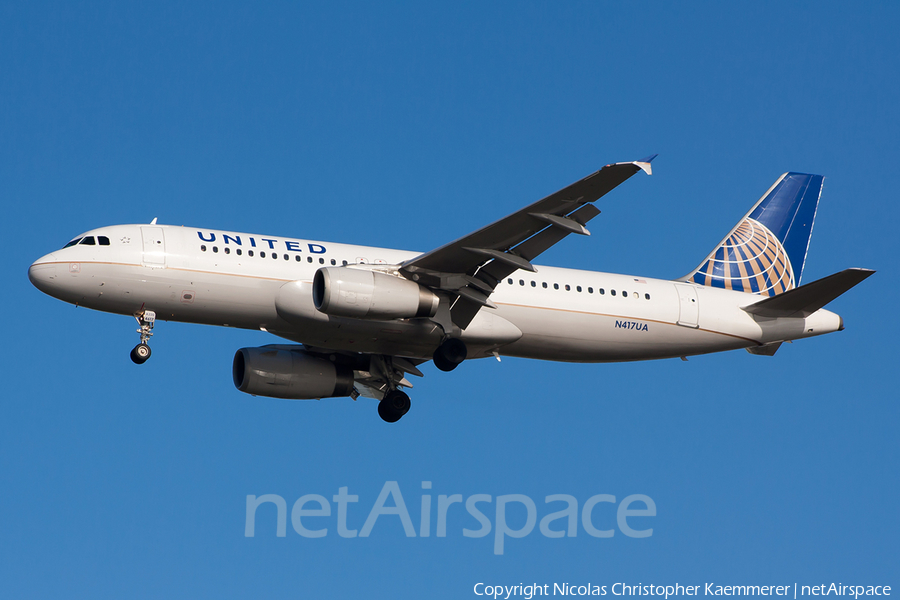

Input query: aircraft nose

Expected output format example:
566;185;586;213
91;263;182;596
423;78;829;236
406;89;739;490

28;252;60;293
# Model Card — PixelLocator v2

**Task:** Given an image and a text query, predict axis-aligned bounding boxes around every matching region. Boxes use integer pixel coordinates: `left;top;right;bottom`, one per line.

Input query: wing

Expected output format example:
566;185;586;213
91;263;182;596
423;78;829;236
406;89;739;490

400;156;656;329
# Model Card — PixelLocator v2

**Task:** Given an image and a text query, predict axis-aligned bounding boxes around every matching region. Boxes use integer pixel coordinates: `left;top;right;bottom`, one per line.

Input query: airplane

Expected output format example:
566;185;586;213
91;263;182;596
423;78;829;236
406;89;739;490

28;156;874;422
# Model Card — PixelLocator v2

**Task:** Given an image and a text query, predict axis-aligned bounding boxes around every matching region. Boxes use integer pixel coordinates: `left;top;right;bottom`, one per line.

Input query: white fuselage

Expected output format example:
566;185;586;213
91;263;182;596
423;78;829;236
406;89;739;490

28;224;843;362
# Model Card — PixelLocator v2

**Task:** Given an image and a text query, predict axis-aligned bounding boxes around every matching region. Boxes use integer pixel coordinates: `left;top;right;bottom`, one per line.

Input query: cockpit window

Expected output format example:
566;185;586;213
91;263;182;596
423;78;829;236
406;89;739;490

63;238;83;248
98;236;110;246
79;237;96;245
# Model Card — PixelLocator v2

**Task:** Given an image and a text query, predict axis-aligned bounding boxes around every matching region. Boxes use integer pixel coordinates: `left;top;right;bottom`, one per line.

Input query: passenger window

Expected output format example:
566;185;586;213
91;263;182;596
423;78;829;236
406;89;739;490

224;247;230;254
519;279;525;286
622;290;627;297
588;287;593;293
531;281;536;287
633;292;639;299
63;238;83;248
645;293;651;300
599;288;605;295
213;246;218;253
611;289;616;296
200;245;207;252
98;236;110;246
508;278;513;285
565;284;570;291
260;251;266;258
282;254;287;260
319;258;325;264
342;260;348;266
308;256;313;263
553;283;559;290
295;255;301;262
272;253;278;260
236;249;242;256
331;259;336;265
542;282;548;289
576;286;582;292
79;237;96;245
248;250;254;257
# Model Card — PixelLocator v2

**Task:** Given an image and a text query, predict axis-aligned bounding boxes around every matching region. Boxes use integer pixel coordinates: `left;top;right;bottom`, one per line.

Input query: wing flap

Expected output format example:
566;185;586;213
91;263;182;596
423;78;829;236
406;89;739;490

476;204;600;287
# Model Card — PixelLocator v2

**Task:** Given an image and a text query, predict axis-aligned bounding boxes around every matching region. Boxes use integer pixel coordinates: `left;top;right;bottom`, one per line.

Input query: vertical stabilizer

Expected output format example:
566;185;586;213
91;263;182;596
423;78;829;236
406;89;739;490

683;173;823;296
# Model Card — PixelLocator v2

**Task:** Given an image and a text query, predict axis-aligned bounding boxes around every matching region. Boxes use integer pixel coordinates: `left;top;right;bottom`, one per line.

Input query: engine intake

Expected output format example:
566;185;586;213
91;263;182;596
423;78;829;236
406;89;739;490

312;267;439;319
233;346;354;399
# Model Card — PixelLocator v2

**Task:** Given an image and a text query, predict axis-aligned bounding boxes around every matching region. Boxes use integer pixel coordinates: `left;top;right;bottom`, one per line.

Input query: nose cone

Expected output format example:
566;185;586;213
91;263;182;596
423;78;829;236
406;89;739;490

28;252;60;294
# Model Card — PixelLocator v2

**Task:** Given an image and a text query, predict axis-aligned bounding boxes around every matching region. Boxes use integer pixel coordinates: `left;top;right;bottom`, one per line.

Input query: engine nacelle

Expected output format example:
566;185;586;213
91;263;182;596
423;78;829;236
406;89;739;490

312;267;439;319
233;346;354;399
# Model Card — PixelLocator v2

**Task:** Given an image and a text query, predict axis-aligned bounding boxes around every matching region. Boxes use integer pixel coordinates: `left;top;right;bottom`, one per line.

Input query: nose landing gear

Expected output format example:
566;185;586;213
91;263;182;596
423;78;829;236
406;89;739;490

130;310;156;364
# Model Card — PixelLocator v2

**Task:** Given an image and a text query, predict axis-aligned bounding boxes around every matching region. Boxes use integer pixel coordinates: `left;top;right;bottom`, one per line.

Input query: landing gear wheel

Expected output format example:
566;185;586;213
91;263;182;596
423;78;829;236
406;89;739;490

433;338;467;372
378;390;411;423
130;343;151;364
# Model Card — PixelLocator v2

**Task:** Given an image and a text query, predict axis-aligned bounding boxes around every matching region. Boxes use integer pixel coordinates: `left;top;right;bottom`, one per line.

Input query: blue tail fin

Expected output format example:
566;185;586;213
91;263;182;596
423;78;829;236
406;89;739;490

683;173;824;296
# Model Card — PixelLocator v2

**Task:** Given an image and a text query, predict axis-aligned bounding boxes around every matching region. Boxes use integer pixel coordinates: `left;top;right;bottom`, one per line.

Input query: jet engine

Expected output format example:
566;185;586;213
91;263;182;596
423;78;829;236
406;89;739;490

312;267;439;319
233;346;355;399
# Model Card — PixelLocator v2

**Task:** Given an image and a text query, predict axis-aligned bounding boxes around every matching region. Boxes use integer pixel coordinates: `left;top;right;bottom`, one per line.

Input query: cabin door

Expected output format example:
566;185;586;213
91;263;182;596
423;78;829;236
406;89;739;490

675;283;699;328
141;227;166;267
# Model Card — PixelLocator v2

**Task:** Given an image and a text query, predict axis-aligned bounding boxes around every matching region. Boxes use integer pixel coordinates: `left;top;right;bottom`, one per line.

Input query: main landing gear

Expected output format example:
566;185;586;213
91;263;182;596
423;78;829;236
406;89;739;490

130;310;156;365
433;338;467;372
372;338;466;422
378;390;411;423
376;338;467;422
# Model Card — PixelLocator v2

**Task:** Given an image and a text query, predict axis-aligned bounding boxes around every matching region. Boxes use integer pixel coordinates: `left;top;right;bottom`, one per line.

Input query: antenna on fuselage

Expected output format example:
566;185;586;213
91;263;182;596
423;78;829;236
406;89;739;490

150;217;158;225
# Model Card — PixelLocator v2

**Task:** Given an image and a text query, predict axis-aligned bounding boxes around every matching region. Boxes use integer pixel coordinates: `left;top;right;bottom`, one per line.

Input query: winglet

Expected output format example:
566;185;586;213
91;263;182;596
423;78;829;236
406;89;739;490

633;154;657;176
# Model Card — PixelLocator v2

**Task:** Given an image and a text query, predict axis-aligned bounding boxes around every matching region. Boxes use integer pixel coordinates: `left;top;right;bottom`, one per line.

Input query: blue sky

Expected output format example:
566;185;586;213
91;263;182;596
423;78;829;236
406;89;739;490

2;2;898;598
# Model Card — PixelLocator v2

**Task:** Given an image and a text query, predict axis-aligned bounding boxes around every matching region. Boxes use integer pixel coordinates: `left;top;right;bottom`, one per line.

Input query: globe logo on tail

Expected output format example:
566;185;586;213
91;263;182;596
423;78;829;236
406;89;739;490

690;218;794;297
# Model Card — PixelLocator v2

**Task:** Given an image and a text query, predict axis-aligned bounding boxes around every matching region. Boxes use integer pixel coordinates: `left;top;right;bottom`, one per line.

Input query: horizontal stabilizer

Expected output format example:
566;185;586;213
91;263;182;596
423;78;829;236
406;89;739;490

742;268;875;318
